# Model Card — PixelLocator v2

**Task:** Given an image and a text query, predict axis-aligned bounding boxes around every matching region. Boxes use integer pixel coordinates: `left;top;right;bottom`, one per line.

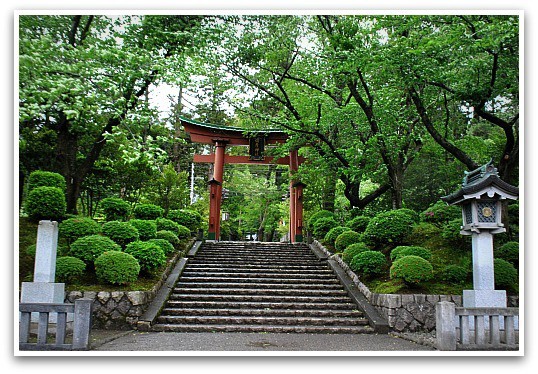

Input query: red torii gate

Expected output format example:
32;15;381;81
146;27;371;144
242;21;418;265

181;117;305;242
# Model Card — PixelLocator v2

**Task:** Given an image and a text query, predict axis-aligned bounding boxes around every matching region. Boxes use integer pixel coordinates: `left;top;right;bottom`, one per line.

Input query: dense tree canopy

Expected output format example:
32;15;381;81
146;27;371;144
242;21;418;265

18;14;519;228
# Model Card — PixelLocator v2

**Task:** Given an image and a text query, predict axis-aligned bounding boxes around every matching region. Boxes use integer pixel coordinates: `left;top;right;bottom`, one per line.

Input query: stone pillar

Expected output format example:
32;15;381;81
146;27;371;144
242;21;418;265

436;301;457;350
463;232;506;308
20;220;65;321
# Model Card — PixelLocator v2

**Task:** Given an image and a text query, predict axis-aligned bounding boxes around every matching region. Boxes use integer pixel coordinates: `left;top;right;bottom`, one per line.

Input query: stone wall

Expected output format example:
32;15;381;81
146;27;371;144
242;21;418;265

311;240;519;333
65;239;195;330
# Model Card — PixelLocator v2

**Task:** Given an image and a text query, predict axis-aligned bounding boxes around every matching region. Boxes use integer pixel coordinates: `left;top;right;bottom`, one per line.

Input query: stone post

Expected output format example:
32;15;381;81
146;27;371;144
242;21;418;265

20;220;65;321
435;301;456;351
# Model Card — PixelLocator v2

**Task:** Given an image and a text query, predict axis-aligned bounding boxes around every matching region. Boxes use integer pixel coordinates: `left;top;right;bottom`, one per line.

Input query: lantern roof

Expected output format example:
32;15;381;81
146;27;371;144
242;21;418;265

441;161;519;205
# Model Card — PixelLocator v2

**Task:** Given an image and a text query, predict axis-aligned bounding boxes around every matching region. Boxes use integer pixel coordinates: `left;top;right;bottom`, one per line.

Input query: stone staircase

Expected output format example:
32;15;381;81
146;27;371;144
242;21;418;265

151;241;375;334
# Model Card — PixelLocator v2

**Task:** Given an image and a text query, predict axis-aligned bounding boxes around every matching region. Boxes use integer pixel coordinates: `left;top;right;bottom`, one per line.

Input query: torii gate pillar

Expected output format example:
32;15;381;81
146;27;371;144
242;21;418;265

208;141;227;240
289;149;305;243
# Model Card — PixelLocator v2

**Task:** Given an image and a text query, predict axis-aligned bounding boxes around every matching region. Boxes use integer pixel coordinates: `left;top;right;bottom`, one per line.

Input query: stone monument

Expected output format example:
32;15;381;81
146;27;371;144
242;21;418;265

20;220;65;321
441;161;518;308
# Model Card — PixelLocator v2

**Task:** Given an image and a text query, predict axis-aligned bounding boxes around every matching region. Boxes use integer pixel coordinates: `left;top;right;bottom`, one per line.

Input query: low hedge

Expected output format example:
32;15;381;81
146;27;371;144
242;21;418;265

133;204;164;220
324;226;351;246
334;231;361;252
69;235;121;264
128;219;157;241
102;221;139;248
124;241;166;274
342;242;370;264
55;256;86;283
390;255;434;285
349;251;387;278
59;217;101;244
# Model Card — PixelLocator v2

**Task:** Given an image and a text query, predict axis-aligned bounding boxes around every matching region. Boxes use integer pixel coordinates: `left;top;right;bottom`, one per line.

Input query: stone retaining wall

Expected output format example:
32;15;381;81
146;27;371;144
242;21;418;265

65;239;195;330
311;240;519;332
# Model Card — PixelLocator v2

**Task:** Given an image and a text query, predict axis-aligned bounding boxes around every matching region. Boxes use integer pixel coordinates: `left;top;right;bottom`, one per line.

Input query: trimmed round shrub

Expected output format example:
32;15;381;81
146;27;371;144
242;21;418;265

27;170;66;192
390;255;434;285
124;241;166;274
324;226;351;246
148;238;175;255
100;197;131;221
398;208;420;223
133;204;164;220
307;210;335;230
128;219;157;241
175;224;192;239
59;217;101;244
167;209;202;232
495;242;519;268
155;218;181;235
156;230;180;246
345;216;370;233
25;186;66;222
312;217;338;239
55;256;86;283
362;210;415;247
69;235;121;264
102;221;139;248
342;242;371;264
441;265;468;284
350;251;387;277
422;201;461;227
494;258;518;290
334;230;362;252
94;251;140;285
390;246;432;262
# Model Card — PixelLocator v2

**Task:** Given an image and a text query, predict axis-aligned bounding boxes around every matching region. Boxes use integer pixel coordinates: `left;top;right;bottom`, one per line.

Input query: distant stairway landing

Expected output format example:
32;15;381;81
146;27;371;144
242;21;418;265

152;242;375;334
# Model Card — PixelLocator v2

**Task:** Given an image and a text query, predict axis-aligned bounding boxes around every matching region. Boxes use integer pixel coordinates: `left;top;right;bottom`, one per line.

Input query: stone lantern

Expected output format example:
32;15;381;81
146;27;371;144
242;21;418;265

441;161;518;308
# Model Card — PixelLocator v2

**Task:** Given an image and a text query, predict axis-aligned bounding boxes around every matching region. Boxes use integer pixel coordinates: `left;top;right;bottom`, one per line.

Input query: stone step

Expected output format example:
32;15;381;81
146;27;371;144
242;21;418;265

155;315;369;327
174;287;349;297
151;323;374;334
177;276;341;285
164;300;358;310
168;293;352;304
182;266;333;275
160;307;364;318
174;281;343;290
179;271;336;279
185;262;325;270
188;257;321;264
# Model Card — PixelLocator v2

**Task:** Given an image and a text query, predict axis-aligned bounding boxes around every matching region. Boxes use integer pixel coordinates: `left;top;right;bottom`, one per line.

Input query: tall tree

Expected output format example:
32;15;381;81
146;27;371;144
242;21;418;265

19;15;204;213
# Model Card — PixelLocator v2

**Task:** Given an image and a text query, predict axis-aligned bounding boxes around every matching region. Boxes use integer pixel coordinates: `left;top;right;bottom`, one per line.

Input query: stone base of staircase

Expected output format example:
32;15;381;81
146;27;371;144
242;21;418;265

141;241;387;334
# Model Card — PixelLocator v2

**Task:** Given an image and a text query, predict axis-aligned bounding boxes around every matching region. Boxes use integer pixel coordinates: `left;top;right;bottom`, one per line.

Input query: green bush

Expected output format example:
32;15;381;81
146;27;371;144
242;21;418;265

59;217;101;244
342;242;371;264
390;246;432;262
494;258;518;290
398;208;420;223
441;219;470;250
94;251;140;285
495;242;519;268
324;226;351;246
390;255;434;285
55;256;86;283
102;221;139;248
334;230;362;252
362;210;415;247
148;238;176;255
167;209;202;232
345;216;370;233
124;241;166;274
175;224;192;239
422;201;461;227
100;197;131;221
407;222;441;244
307;210;335;230
155;218;181;235
69;235;121;264
25;186;66;222
133;204;164;220
128;219;157;241
156;230;180;246
350;251;387;278
27;170;66;192
312;217;338;239
441;265;468;284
